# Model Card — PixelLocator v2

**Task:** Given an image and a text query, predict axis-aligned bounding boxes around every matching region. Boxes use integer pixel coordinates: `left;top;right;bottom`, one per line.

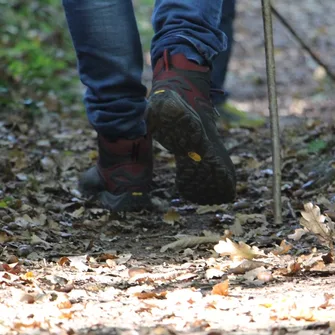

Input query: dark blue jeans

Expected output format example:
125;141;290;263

212;0;236;105
62;0;235;140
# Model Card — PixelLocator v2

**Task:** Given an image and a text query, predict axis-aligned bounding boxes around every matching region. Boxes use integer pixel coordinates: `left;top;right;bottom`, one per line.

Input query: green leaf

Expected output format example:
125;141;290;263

0;201;8;208
0;196;14;208
307;139;327;153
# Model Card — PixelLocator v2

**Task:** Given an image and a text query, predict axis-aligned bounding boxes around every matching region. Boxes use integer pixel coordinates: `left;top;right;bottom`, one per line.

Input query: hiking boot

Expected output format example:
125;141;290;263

79;135;153;211
146;50;236;205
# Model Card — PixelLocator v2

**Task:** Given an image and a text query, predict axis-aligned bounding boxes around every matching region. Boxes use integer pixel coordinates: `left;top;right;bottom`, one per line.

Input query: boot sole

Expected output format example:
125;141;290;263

147;90;236;205
79;166;152;212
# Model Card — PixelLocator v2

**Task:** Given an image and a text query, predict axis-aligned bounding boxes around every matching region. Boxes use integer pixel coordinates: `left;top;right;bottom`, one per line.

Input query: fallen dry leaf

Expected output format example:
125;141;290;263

175;272;197;281
161;234;220;252
163;208;180;225
58;257;70;266
58;256;89;271
68;255;89;272
297;253;322;269
59;312;74;320
230;218;243;236
321;252;334;264
257;271;273;282
0;272;16;283
0;231;11;243
274;261;301;276
330;320;335;335
7;255;19;264
244;266;267;281
272;240;292;255
214;238;263;261
319;293;334;309
106;259;116;268
234;213;268;226
70;206;85;218
95;253;118;262
151;326;177;335
240;268;272;283
115;253;132;265
20;293;36;304
54;282;74;293
0;262;21;275
287;261;301;275
288;228;306;241
326;211;335;222
205;268;225;279
57;299;72;309
310;260;326;271
212;280;229;296
13;321;41;330
134;291;167;299
229;259;268;275
20;271;35;281
290;307;315;321
300;202;335;248
129;267;150;278
196;204;226;214
166;288;202;304
30;233;51;248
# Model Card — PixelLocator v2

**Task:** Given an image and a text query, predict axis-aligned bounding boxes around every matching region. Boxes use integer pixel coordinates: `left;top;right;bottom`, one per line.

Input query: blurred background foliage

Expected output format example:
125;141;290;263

1;0;76;108
1;0;333;119
0;0;154;114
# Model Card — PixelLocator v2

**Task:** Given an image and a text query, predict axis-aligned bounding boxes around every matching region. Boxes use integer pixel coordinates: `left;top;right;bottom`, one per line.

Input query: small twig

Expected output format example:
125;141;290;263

271;4;335;82
261;0;283;225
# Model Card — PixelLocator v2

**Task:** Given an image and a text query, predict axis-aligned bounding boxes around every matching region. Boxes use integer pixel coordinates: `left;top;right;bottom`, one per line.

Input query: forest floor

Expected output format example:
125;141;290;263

1;1;335;335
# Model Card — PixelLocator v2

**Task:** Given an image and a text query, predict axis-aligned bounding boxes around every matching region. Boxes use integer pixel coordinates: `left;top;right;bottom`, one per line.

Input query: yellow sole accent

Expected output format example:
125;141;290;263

154;90;166;94
188;152;202;162
132;192;143;196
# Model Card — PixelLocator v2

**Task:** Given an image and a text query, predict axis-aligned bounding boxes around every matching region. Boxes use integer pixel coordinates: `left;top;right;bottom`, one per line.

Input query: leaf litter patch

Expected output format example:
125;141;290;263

1;108;335;334
1;98;335;335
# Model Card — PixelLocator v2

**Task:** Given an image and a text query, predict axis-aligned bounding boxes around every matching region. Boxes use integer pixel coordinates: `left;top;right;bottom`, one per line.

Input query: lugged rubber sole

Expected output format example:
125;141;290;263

79;166;151;212
147;90;236;205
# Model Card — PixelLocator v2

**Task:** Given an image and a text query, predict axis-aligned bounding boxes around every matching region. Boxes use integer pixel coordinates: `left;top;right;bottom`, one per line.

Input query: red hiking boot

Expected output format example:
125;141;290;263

79;135;153;211
146;50;236;205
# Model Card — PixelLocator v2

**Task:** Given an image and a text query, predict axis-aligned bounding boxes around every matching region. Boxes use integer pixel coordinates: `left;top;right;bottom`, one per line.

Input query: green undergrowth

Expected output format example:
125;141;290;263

0;0;80;111
0;0;155;116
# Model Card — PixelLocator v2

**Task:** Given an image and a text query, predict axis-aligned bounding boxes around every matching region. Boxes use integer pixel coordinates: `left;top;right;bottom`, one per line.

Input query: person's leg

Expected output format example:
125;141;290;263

211;0;266;128
63;0;152;211
147;0;236;205
63;0;146;140
211;0;236;106
151;0;226;67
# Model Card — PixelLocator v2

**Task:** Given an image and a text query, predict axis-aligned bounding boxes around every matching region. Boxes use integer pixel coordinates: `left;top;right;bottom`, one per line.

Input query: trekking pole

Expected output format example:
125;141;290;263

261;0;282;225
